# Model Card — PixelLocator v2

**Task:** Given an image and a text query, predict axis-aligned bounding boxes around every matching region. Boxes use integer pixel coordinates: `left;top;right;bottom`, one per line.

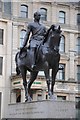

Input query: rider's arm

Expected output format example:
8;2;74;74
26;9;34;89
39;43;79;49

22;24;31;48
43;26;47;36
42;27;48;44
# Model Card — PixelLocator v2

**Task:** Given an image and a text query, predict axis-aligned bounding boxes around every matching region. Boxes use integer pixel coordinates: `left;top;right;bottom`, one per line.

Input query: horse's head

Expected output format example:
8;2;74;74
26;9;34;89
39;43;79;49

48;25;62;52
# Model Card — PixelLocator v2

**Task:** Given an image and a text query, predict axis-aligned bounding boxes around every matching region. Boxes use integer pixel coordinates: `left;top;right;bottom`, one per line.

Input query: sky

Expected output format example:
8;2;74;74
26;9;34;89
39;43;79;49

1;0;80;2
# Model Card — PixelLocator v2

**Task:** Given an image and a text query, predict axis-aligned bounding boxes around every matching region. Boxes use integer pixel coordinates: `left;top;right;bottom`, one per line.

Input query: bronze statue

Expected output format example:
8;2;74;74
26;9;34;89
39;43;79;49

15;23;62;102
20;11;46;70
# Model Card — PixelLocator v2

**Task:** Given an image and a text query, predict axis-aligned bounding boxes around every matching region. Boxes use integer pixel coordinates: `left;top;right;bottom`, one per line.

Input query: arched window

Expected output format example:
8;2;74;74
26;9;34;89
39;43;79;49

4;1;11;15
59;35;65;53
59;11;65;24
40;8;47;21
77;13;80;25
0;29;3;45
0;57;3;75
20;29;26;47
77;65;80;81
21;5;28;18
76;37;80;54
56;64;65;80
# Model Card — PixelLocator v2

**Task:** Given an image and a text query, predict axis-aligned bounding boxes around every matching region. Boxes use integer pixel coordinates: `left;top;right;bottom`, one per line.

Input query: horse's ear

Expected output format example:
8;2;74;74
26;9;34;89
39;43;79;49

51;24;55;30
58;25;61;30
58;25;62;33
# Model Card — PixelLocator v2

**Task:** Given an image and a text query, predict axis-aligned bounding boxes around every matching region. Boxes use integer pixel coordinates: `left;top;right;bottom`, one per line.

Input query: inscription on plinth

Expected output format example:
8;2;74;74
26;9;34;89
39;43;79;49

6;100;76;119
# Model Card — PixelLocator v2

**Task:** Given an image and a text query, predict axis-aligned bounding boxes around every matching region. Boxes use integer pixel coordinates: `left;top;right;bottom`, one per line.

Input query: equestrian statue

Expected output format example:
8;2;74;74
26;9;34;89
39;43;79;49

15;11;62;102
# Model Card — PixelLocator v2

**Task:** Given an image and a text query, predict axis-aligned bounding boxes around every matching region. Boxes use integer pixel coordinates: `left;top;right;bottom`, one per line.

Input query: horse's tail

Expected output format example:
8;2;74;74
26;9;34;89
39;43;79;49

15;52;20;75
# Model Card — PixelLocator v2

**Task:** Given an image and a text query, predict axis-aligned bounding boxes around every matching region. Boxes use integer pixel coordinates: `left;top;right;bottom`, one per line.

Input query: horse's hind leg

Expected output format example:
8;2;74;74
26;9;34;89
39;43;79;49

28;71;38;98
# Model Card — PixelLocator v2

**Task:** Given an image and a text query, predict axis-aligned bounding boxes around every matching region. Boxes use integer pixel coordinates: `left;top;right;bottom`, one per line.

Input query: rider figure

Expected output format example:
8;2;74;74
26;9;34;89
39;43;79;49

21;11;46;70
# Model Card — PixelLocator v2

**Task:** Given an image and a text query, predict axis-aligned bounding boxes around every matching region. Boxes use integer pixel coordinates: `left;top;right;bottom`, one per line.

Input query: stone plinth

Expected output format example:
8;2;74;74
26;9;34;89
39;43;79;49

4;100;76;119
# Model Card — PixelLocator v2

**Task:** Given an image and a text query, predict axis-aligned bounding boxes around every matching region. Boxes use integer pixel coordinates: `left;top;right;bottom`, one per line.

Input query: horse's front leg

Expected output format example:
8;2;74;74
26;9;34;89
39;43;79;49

50;69;57;100
28;71;38;100
20;66;29;102
44;68;51;98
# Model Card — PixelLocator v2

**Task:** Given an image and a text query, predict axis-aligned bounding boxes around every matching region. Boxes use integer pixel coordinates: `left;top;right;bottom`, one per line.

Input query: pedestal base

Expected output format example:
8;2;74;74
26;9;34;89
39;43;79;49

4;100;76;119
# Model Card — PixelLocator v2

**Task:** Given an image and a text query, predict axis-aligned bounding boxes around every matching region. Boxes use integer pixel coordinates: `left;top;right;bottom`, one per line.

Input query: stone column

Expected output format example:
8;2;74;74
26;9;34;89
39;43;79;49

21;88;25;102
10;91;16;103
42;89;46;100
69;33;75;81
12;22;19;74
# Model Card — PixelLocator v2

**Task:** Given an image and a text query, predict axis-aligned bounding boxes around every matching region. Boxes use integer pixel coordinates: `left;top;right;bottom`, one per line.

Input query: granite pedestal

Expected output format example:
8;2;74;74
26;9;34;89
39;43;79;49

4;100;76;119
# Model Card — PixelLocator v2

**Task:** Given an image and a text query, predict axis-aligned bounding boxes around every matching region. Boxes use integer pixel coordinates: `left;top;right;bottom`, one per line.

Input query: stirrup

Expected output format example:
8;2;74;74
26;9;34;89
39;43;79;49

31;64;36;70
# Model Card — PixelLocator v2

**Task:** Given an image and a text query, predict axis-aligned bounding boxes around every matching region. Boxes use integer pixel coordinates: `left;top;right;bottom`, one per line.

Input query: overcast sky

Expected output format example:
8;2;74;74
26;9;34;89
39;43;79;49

55;0;79;1
1;0;80;2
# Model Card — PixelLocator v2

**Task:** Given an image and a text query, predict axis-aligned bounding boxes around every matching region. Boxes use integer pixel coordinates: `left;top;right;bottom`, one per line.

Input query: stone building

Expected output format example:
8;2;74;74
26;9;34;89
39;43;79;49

0;0;80;119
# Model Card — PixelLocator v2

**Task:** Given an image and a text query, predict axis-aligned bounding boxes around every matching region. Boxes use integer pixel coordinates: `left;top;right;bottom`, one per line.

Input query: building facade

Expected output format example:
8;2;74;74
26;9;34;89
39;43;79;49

0;0;80;119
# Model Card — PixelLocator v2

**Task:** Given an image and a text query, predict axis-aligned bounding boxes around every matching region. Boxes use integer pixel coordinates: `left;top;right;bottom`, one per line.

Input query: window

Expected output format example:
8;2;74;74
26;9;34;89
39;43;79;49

16;89;21;103
77;14;80;25
0;29;3;44
0;1;2;12
59;11;65;24
21;5;28;18
56;64;65;80
40;8;47;21
0;57;3;75
46;94;48;100
57;95;66;101
75;97;80;102
0;93;1;118
76;37;80;54
37;94;42;101
20;30;26;47
4;1;11;15
77;65;80;81
59;35;65;53
75;97;80;109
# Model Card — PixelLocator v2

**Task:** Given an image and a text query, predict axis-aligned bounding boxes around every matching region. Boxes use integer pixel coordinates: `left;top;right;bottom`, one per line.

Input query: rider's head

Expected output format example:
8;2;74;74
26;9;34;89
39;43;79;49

34;11;41;22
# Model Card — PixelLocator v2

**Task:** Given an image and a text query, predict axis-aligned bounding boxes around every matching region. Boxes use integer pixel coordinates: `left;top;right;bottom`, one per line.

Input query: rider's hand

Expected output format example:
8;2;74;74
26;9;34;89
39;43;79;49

20;47;24;53
20;47;24;50
20;47;23;50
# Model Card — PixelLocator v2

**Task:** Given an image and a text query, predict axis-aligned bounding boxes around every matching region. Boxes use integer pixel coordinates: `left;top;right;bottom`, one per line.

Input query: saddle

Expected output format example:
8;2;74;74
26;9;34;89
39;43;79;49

35;44;50;63
19;44;49;63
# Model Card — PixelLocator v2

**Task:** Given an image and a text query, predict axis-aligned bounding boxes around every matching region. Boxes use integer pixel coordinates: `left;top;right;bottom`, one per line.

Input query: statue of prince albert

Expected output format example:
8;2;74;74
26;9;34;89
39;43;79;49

20;11;47;70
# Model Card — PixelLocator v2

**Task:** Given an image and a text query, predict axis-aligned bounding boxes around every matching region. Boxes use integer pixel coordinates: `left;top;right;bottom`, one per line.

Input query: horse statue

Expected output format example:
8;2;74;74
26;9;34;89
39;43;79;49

15;25;62;102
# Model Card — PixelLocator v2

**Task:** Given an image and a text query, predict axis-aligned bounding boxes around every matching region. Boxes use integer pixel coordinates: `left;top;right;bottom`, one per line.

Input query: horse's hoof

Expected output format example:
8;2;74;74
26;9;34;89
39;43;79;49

25;97;28;102
25;96;32;102
28;96;32;102
25;99;28;102
49;95;56;101
48;91;51;96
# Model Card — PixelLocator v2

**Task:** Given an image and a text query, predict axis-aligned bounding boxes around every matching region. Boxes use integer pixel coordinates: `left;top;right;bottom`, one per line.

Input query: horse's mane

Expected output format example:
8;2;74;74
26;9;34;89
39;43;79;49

43;25;55;44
